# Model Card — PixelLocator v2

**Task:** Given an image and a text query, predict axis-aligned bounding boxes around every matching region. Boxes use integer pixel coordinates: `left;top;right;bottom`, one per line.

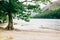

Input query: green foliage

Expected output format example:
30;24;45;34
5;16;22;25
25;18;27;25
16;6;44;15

0;0;51;22
33;0;52;5
27;4;39;9
0;10;7;23
33;8;60;19
0;0;30;22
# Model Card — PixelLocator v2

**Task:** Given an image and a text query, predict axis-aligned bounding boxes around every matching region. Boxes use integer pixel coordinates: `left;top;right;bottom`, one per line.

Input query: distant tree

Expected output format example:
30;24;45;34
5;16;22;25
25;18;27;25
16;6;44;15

0;0;50;30
33;8;60;18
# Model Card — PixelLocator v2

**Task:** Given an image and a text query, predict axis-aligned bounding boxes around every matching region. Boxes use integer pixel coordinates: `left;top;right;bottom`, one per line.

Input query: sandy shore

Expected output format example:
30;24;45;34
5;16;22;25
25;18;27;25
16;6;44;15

0;29;60;40
0;23;60;40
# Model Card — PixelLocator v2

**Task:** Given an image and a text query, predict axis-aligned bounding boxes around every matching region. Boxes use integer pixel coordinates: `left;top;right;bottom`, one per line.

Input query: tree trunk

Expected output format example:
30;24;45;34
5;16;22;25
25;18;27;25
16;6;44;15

6;13;14;30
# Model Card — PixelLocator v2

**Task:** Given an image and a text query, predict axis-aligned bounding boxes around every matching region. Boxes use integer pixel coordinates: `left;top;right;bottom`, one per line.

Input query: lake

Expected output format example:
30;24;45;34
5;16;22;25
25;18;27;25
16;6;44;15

13;19;60;31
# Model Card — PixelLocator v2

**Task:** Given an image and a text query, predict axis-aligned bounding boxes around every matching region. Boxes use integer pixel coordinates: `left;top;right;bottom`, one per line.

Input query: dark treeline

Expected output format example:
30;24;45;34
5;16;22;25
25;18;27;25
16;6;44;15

32;8;60;19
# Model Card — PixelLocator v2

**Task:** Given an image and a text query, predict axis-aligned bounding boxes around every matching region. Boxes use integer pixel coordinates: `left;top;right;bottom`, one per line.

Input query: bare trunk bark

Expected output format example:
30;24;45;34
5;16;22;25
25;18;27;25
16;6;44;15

6;13;14;30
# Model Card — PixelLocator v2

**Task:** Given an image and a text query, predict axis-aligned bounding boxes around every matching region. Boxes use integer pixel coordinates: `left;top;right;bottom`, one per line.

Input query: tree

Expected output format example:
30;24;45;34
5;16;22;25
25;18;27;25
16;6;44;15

0;0;51;30
33;8;60;18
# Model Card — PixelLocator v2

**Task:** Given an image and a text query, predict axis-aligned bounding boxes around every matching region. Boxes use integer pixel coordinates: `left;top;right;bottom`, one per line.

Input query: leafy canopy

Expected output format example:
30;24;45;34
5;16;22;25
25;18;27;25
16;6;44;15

0;0;51;22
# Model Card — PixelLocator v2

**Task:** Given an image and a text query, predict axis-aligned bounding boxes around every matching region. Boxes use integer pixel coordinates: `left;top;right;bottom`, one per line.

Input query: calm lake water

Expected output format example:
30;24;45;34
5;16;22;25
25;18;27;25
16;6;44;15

13;19;60;30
